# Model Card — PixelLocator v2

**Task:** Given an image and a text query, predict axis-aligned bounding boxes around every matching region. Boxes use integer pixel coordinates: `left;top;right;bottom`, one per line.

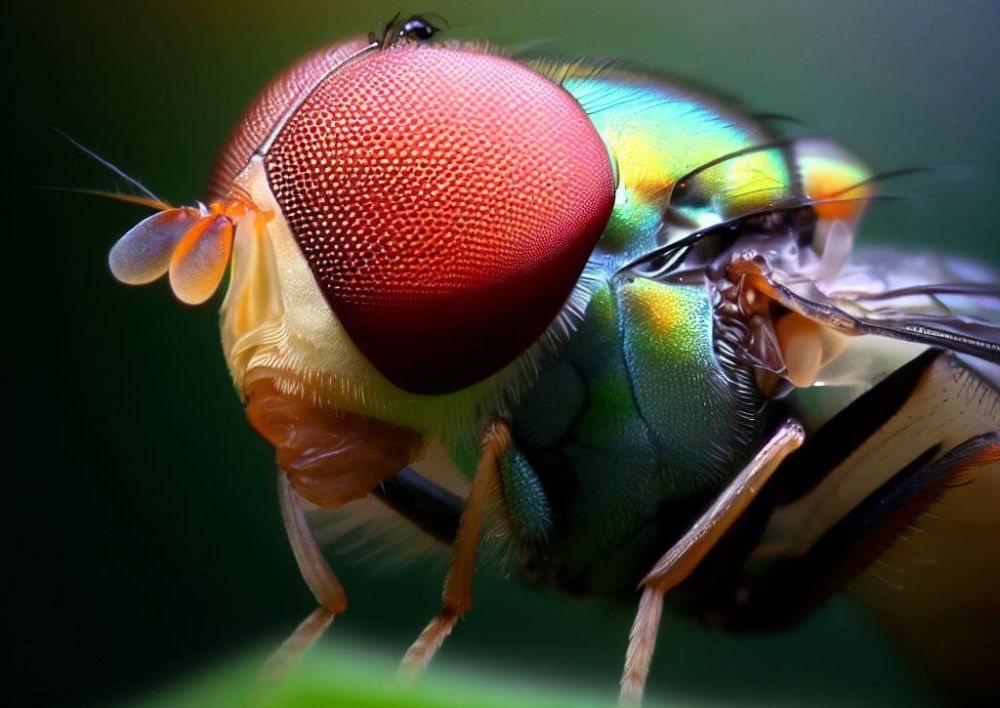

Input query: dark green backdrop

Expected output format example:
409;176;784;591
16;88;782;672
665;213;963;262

6;2;999;707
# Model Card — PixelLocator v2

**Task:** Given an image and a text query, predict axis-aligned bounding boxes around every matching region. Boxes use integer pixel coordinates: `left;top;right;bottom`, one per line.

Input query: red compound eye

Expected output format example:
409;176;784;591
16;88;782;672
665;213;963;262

209;38;370;199
266;47;614;394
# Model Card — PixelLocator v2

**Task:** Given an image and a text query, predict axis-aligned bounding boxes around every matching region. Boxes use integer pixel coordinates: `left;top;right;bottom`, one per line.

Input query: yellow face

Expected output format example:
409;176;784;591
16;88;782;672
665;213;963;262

109;40;618;450
220;156;514;440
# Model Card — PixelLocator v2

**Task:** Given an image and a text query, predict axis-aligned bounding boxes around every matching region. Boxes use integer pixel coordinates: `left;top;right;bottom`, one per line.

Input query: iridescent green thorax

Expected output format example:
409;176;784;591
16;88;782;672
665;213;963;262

507;272;762;593
618;277;752;479
532;62;794;264
454;61;794;592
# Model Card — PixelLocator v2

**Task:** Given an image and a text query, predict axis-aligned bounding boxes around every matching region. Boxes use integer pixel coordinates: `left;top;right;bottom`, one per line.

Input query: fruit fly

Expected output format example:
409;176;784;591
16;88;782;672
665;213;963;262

99;16;1000;706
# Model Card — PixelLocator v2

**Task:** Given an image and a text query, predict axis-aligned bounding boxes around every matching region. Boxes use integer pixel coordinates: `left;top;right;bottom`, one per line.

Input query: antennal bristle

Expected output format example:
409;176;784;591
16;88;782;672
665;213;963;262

37;185;172;211
53;128;165;204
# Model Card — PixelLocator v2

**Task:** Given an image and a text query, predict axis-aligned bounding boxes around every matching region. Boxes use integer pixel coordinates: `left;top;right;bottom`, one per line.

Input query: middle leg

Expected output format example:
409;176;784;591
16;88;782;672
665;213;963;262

619;418;805;706
399;419;512;678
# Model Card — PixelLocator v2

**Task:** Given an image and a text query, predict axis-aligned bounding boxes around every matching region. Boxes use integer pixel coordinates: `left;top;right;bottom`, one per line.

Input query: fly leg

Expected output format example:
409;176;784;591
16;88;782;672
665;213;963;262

399;420;512;678
705;351;1000;699
244;378;424;681
619;419;805;707
722;431;1000;631
260;474;347;682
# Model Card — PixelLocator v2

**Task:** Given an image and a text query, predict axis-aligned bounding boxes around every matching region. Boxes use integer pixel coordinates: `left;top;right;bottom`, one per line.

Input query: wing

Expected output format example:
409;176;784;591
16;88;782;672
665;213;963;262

732;242;1000;364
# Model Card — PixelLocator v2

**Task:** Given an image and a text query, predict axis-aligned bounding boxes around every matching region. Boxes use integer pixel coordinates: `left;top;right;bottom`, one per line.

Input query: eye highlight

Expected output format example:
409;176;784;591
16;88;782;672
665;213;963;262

265;47;615;394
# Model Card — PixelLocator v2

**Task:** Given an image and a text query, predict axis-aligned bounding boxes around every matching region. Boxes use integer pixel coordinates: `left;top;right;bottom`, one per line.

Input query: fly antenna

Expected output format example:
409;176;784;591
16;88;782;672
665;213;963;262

35;185;172;211
53;128;165;204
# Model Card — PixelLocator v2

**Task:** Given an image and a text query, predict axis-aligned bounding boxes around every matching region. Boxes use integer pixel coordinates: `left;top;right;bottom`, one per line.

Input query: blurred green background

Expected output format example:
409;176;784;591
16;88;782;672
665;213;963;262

5;1;999;707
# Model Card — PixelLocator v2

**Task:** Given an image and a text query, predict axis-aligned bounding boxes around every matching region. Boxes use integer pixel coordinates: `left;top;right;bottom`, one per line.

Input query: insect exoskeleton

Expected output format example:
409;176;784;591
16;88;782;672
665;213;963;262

105;18;1000;706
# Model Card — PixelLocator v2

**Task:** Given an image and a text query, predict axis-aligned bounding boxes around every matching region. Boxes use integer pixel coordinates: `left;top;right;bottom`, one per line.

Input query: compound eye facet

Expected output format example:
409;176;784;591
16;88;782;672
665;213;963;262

266;47;615;395
209;38;371;200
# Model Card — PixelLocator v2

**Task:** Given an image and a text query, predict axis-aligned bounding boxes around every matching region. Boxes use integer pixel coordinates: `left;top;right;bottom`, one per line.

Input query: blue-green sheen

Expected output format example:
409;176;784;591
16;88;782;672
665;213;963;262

480;65;785;592
500;447;554;542
555;69;793;266
508;275;760;593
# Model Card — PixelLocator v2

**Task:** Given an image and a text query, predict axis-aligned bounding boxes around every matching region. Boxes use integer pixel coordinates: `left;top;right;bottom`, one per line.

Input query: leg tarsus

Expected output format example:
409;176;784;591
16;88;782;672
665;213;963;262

619;585;665;708
400;420;511;677
398;608;460;680
260;607;335;684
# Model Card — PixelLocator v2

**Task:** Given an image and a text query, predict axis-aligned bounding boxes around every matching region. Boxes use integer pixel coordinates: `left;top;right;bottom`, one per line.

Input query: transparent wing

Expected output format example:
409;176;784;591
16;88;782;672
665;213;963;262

735;237;1000;366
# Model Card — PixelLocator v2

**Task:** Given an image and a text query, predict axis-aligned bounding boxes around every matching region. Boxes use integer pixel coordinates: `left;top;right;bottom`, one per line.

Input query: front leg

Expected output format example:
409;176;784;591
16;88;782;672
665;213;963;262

245;378;424;680
619;419;805;707
260;474;346;682
400;420;512;677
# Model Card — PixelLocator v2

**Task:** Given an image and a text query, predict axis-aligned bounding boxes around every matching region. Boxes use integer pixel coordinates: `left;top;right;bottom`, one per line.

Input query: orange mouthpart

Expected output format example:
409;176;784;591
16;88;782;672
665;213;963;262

245;377;424;509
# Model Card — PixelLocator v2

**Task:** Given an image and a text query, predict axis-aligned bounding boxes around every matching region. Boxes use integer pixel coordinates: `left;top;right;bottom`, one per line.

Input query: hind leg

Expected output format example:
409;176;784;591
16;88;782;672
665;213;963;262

260;473;347;681
690;351;1000;699
719;431;1000;631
